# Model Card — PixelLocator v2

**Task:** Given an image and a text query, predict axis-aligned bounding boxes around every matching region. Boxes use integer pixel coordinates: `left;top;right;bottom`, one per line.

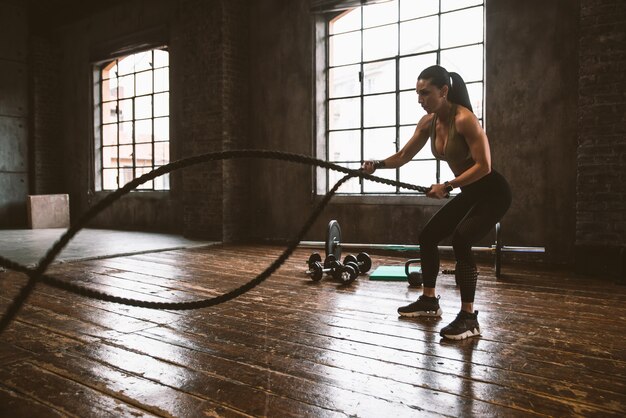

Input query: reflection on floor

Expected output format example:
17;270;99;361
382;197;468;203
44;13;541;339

0;228;216;267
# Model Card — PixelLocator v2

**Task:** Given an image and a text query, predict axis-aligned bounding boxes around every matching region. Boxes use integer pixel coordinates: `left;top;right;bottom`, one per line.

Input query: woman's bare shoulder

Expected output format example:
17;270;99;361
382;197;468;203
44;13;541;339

416;113;435;132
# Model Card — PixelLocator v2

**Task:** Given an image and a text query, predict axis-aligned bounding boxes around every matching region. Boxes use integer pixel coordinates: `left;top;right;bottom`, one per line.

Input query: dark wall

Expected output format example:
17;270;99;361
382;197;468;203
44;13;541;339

0;0;28;227
485;0;580;263
577;0;626;276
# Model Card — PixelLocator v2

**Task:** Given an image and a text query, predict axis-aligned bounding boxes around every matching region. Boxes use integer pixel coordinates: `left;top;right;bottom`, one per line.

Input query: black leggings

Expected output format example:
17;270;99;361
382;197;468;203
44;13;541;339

419;170;512;302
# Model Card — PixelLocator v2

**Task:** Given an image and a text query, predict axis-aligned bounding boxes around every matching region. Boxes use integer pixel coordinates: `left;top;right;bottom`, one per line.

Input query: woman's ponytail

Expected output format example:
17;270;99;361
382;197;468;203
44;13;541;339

418;65;473;113
448;71;473;112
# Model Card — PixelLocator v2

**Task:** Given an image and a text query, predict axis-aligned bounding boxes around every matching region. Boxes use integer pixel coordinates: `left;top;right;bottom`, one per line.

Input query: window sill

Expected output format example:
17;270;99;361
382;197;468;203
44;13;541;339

93;190;171;199
317;194;451;206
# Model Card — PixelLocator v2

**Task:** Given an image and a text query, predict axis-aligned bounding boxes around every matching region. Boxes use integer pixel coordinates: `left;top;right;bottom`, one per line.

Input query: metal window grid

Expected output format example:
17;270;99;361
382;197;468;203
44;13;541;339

323;0;485;194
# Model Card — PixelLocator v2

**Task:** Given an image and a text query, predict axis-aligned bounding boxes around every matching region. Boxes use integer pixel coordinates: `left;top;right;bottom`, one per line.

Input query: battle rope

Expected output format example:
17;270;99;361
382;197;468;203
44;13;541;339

0;150;430;334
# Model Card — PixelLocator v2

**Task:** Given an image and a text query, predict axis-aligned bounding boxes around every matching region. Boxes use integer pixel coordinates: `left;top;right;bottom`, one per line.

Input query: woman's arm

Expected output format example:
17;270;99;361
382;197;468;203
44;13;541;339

362;114;433;174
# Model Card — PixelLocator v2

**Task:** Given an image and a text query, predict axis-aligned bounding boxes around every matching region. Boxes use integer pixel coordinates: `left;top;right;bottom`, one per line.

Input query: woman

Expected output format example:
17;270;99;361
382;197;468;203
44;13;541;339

362;65;512;340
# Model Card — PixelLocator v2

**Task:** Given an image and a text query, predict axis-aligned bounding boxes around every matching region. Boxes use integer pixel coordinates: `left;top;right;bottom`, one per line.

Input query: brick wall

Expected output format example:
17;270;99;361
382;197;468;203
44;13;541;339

30;34;65;195
577;0;626;277
171;0;250;240
221;0;250;243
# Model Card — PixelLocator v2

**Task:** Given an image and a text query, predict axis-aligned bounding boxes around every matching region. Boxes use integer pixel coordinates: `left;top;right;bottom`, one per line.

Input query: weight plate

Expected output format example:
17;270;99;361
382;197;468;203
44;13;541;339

495;222;502;278
326;220;342;261
308;252;322;268
356;252;372;273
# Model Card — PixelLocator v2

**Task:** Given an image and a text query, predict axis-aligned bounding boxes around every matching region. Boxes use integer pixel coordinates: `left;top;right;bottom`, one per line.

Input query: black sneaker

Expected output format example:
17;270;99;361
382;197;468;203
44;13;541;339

440;310;481;340
397;295;442;317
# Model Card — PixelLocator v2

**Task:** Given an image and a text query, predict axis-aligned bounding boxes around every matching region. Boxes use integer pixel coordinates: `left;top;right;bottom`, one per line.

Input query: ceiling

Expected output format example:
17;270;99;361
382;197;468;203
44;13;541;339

29;0;127;29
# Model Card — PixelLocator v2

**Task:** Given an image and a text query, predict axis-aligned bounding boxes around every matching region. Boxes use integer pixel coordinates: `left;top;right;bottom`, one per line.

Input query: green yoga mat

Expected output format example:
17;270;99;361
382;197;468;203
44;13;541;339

369;265;420;281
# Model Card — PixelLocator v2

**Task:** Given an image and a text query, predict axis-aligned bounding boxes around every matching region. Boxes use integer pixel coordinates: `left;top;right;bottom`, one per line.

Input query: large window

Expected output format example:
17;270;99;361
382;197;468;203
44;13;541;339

94;48;170;191
317;0;484;194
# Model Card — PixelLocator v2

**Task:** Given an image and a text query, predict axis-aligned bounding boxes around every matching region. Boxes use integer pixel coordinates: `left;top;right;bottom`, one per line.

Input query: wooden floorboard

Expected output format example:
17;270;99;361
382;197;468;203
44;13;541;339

1;244;626;417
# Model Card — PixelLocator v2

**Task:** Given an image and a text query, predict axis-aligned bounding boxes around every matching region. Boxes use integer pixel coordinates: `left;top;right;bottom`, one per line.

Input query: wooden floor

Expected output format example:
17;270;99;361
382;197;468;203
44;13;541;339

1;245;625;417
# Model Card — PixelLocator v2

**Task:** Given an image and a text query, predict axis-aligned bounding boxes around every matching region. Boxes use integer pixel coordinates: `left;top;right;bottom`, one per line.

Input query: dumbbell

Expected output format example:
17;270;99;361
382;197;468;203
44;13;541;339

306;253;347;282
342;252;372;275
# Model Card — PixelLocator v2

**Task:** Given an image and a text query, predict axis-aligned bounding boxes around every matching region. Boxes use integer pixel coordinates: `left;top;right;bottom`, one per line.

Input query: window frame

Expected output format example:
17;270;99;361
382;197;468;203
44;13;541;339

92;46;171;193
315;0;485;197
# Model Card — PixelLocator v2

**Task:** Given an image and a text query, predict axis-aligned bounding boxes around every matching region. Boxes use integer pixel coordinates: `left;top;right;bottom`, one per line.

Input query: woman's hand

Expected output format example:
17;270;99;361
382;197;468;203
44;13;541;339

426;183;449;199
361;160;376;175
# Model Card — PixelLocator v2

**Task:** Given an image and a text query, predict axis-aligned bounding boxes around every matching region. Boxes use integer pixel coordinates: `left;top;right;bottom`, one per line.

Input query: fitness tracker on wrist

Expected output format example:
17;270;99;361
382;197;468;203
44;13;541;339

444;181;454;193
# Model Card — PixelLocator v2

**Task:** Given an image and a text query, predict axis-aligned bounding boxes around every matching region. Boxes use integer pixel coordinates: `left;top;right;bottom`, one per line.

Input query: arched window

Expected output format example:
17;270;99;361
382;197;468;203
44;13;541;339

316;0;484;194
94;48;170;191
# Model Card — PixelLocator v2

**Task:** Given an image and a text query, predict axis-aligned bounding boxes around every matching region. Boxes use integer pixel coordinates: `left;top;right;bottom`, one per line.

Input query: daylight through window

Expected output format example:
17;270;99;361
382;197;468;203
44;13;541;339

319;0;484;194
94;48;170;191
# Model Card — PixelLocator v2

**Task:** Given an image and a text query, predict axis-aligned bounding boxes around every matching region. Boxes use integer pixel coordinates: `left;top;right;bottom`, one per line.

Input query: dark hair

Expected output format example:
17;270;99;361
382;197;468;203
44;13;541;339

418;65;473;113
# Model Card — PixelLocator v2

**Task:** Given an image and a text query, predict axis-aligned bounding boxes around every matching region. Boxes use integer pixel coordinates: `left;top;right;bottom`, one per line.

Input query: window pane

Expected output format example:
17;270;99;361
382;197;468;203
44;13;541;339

154;68;168;93
154;93;169;117
136;119;152;143
363;0;397;28
136;71;152;96
363;168;396;193
154;171;169;190
399;126;433;159
329;162;361;193
330;8;361;35
154;142;170;165
118;74;134;98
466;82;483;119
329;64;360;98
363;127;396;160
363;93;395;127
135;166;154;190
440;7;483;48
119;99;133;121
103;63;117;79
154;49;169;68
135;143;153;166
440;44;483;82
118;56;134;76
119;167;134;186
400;160;437;186
400;16;438;55
103;168;118;189
329;32;361;66
103;101;117;124
103;77;118;101
399;53;437;89
119;121;133;144
102;146;117;168
400;0;438;20
441;0;483;12
363;25;397;61
329;130;360;162
135;96;152;119
134;51;152;72
154;117;169;141
363;59;395;95
400;90;426;125
103;124;117;146
329;97;360;130
119;145;133;164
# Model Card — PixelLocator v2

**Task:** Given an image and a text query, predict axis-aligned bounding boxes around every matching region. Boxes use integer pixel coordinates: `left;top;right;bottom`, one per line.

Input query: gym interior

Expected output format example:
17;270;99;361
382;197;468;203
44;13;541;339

1;0;625;416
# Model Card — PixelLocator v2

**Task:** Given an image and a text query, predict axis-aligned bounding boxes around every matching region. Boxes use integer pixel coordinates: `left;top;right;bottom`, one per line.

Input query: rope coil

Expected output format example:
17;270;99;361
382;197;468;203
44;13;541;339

0;150;429;334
